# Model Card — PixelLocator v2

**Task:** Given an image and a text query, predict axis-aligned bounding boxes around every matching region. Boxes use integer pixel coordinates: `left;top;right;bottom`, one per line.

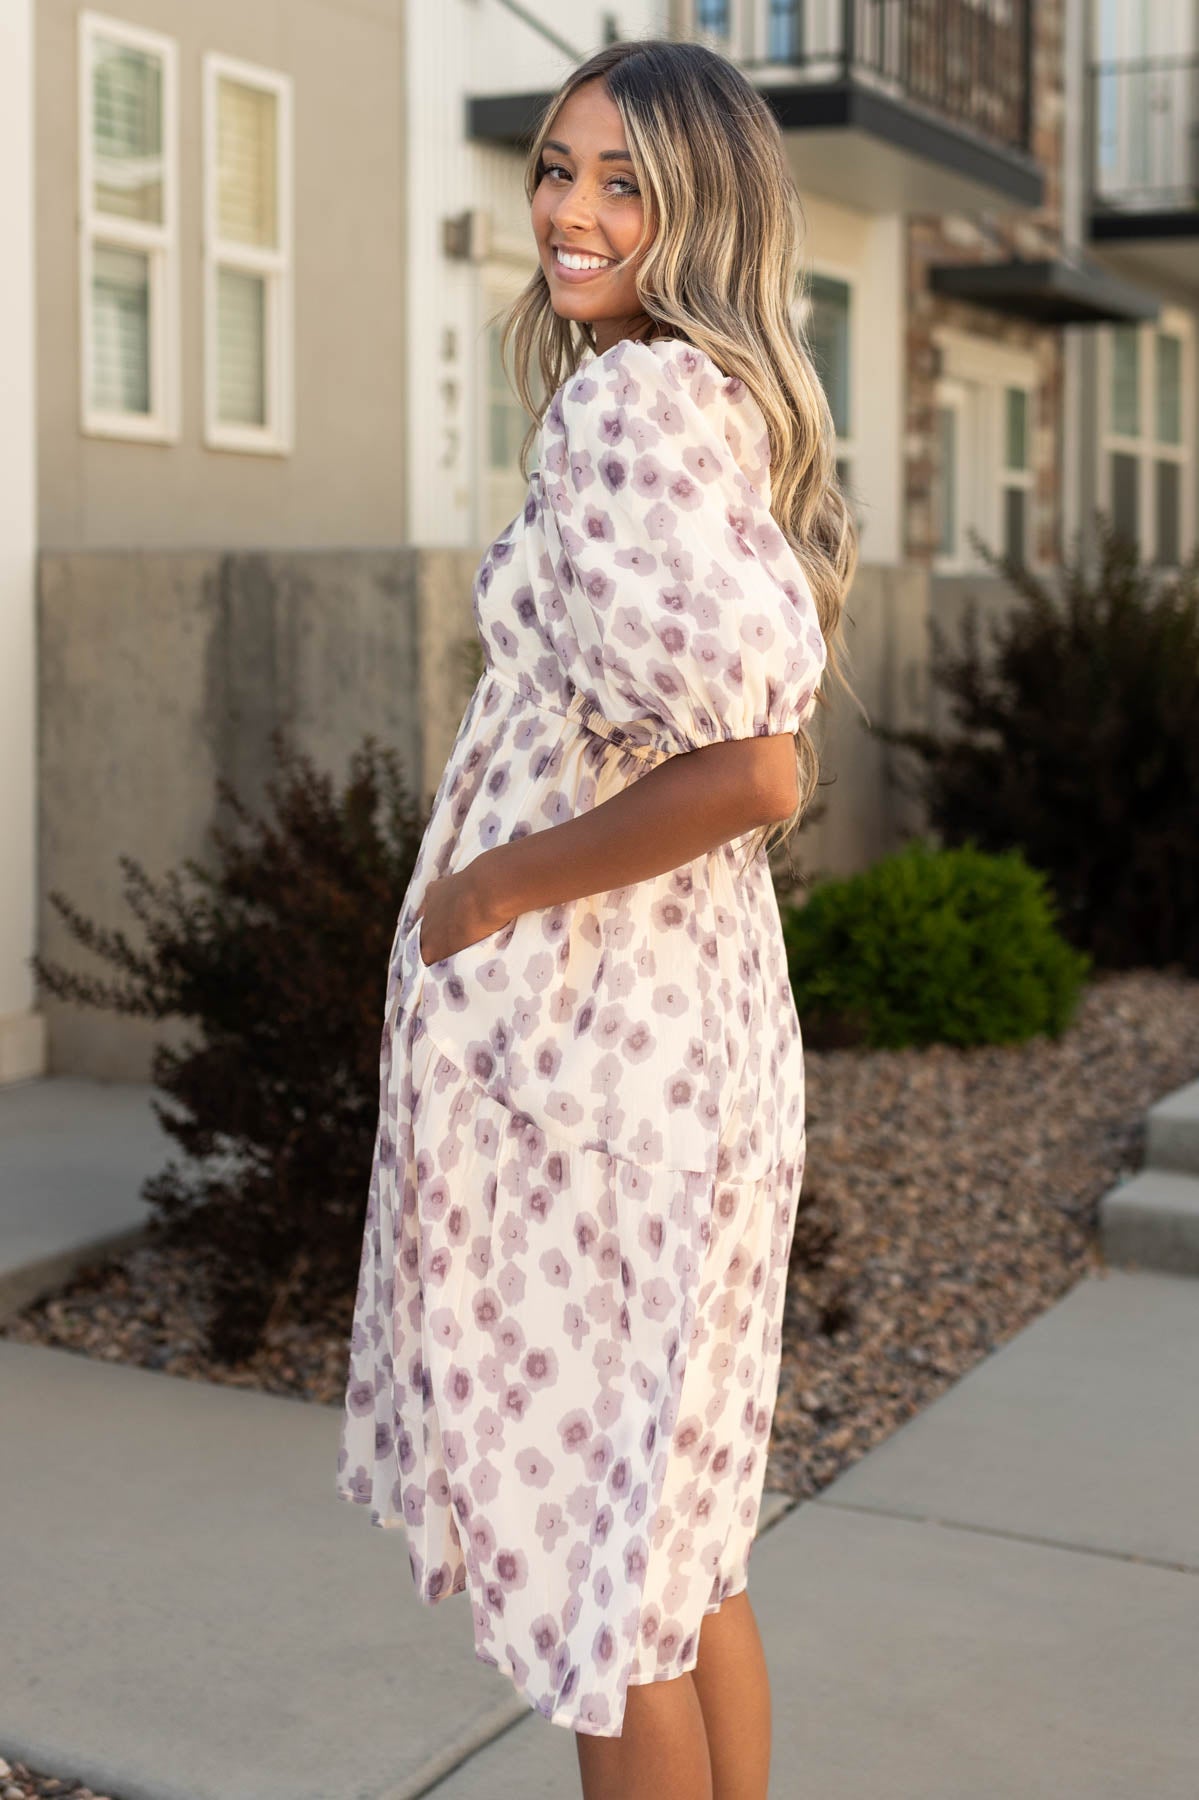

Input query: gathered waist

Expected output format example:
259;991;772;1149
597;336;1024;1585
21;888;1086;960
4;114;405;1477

483;663;666;766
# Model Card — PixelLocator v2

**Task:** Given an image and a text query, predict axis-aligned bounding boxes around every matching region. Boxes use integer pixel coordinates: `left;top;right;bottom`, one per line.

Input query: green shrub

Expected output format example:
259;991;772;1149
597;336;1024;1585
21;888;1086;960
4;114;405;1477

31;731;427;1365
781;839;1091;1050
872;512;1199;975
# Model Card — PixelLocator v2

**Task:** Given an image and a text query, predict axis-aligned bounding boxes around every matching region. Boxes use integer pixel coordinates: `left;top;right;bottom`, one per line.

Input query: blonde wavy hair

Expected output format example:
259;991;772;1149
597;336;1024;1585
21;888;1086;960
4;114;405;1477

496;35;861;876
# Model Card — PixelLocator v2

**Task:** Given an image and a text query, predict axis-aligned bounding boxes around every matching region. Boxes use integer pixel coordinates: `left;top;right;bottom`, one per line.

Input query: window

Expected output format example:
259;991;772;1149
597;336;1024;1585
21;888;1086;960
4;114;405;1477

799;270;857;510
767;1;802;59
932;331;1039;574
695;1;731;35
478;278;544;545
1100;317;1193;568
79;12;179;441
203;54;293;452
1001;384;1033;569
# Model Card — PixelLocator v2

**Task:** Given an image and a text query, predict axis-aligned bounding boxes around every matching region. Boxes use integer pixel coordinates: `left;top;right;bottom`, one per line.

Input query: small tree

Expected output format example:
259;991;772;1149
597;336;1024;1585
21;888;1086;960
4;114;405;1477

873;512;1199;975
32;731;427;1364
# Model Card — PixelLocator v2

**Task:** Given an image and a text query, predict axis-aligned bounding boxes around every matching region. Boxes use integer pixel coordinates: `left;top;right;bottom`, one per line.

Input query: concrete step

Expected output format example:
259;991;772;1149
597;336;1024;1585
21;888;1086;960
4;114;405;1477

1147;1076;1199;1177
1100;1167;1199;1277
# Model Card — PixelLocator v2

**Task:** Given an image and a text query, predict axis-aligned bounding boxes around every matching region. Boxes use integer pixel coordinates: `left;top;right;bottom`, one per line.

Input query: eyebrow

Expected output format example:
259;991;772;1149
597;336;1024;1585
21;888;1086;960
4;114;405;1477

542;139;633;162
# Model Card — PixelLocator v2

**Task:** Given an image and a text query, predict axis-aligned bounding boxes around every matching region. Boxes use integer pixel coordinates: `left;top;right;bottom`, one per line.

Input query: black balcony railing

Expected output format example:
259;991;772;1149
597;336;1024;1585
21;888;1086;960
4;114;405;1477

718;0;1034;156
1088;54;1199;211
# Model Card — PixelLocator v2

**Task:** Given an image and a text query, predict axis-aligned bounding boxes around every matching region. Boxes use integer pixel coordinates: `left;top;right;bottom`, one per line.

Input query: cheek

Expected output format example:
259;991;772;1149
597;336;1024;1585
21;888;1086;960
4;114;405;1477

608;207;650;267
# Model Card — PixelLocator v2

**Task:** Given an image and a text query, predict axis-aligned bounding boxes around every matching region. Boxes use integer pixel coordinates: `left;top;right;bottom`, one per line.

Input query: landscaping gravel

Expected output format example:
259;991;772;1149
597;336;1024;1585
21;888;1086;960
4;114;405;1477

5;967;1197;1506
0;1754;115;1800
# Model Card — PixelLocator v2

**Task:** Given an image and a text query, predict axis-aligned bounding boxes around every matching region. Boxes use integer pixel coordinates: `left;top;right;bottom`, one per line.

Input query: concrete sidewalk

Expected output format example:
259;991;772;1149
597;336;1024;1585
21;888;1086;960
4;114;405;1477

3;1271;1195;1800
2;1075;1197;1799
0;1075;172;1318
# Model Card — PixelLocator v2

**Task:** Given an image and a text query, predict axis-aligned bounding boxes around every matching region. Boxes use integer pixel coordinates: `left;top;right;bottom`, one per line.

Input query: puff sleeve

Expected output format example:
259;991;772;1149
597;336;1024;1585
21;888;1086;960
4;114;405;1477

532;336;828;759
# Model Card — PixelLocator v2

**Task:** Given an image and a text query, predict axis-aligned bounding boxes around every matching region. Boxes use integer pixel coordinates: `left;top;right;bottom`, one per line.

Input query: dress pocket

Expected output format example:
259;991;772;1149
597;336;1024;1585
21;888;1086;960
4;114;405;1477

416;911;516;974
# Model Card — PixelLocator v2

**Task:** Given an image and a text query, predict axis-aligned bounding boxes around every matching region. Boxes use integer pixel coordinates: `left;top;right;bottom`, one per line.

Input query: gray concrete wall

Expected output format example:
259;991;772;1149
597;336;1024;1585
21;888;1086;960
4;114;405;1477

36;0;407;551
37;552;937;1081
37;547;478;1081
798;561;933;888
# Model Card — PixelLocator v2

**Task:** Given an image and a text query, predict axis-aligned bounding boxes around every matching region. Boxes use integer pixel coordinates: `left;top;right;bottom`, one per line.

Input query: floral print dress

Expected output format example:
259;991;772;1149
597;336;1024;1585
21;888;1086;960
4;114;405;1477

336;334;829;1737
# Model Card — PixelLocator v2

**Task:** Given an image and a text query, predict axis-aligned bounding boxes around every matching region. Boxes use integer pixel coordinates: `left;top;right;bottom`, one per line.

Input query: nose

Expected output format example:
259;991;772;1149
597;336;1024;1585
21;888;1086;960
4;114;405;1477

549;178;597;237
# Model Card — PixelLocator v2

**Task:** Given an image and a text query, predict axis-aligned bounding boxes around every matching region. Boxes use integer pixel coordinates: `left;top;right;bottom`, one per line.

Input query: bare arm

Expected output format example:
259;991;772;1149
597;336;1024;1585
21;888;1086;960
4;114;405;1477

416;732;798;965
472;732;798;926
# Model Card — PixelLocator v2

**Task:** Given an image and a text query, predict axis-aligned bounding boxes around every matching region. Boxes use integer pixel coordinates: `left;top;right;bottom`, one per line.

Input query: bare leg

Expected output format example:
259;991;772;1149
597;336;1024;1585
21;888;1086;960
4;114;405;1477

689;1590;772;1800
575;1670;713;1800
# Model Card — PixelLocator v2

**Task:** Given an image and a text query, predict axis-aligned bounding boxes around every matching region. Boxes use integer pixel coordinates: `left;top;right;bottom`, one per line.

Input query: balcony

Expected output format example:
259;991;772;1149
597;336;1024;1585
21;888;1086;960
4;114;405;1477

1087;53;1199;288
468;1;1043;216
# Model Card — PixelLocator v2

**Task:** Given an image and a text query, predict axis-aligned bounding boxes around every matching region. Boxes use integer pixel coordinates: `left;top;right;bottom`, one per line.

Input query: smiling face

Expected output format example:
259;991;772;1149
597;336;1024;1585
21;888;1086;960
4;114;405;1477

531;79;657;356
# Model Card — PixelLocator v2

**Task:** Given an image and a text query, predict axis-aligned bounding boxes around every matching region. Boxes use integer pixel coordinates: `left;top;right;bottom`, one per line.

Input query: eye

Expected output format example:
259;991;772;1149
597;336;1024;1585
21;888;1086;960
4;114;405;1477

536;160;639;197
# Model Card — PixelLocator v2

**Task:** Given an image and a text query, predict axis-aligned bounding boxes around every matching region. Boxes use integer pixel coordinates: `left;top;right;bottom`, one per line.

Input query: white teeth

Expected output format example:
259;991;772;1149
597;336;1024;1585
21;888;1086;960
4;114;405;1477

555;248;612;271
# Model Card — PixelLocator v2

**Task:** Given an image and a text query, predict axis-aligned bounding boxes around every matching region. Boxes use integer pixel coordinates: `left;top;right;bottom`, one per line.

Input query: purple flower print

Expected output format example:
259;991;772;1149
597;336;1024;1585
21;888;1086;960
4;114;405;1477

516;1445;555;1488
647;390;685;435
501;1381;532;1424
540;1247;571;1289
598;450;628;494
470;1459;502;1504
594;1388;623;1431
474;1406;506;1454
522;1344;559;1388
631;454;668;500
469;1514;497;1561
497;1262;526;1306
427;1306;462;1350
494;1546;529;1591
557;1409;593;1458
346;1379;374;1418
563;1301;589;1349
536;1502;568;1552
444;1364;474;1412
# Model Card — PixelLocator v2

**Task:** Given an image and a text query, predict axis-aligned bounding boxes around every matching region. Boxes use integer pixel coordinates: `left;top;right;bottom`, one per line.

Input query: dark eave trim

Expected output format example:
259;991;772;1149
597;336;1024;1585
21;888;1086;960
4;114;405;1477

763;80;1043;209
467;78;1044;210
1089;206;1199;244
928;254;1162;325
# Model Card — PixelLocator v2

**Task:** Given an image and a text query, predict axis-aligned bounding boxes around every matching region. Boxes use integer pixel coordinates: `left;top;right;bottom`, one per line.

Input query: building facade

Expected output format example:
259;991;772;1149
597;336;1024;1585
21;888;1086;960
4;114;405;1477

4;0;1194;1084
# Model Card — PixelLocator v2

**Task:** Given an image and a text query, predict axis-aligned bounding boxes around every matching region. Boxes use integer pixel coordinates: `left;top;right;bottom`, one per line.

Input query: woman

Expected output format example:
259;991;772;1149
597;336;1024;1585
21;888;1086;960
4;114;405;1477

337;34;857;1800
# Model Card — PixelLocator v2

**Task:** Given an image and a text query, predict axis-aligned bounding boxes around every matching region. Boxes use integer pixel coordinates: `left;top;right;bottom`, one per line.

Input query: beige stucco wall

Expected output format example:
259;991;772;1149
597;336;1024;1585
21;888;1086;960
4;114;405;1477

36;0;407;551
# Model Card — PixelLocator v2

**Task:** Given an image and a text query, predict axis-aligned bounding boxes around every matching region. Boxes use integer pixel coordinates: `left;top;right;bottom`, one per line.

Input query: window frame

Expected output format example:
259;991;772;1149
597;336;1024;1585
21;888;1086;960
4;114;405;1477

1098;310;1194;570
201;50;294;455
78;10;180;444
932;329;1040;576
797;261;858;514
475;257;541;546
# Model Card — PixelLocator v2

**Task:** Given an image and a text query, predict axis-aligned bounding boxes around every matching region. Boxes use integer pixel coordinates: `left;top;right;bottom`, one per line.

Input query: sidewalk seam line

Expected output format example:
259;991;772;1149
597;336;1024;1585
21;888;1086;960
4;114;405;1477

810;1497;1199;1575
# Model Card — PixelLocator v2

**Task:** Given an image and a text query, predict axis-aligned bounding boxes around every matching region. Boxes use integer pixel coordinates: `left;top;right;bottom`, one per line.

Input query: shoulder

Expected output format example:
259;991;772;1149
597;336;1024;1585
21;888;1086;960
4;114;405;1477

567;335;740;413
552;336;773;498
